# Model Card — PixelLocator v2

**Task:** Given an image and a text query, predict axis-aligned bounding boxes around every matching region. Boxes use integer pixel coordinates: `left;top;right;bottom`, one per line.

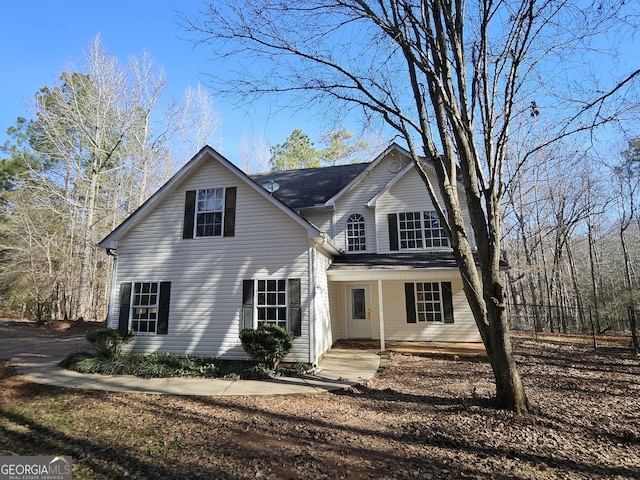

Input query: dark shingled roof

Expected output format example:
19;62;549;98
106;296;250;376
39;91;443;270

330;252;509;270
249;162;371;211
329;252;460;270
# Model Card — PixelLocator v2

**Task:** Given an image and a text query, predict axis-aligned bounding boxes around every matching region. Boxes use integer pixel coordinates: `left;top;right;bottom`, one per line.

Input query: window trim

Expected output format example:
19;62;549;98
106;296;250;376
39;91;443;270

194;187;225;238
346;213;367;252
405;281;454;324
183;187;236;240
255;278;289;330
130;281;160;335
119;281;171;336
394;210;449;250
241;278;301;337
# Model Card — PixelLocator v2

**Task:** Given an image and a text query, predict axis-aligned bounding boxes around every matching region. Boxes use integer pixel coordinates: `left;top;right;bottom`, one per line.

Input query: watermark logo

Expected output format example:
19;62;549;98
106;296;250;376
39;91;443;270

0;456;72;480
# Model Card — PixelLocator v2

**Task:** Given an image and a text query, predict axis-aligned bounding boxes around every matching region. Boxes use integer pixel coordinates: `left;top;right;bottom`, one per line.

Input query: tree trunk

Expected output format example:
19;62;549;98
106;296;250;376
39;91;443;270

486;299;530;412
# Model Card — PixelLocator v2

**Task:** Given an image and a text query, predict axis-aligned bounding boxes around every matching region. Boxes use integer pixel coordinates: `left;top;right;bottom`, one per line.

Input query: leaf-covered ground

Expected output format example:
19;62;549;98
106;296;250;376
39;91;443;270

1;330;639;479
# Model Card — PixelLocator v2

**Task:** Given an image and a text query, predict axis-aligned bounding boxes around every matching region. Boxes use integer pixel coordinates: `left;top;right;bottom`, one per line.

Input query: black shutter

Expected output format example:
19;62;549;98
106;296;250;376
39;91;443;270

183;190;196;239
404;283;416;323
388;213;399;251
157;282;171;334
442;282;454;324
242;280;254;331
118;282;132;334
289;278;301;337
223;187;237;237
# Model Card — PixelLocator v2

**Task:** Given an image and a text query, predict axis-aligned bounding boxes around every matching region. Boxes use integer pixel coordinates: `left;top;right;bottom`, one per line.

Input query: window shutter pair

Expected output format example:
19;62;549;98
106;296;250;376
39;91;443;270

183;187;236;239
404;282;454;324
118;282;171;334
241;279;302;337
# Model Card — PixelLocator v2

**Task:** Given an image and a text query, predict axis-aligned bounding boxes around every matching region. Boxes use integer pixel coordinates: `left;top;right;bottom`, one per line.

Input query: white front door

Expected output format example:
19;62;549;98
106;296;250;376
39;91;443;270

347;284;371;338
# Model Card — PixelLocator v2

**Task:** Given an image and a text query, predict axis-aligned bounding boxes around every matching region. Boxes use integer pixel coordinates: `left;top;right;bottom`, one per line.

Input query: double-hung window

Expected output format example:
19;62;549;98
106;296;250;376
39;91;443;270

256;279;288;329
415;282;443;322
423;211;449;248
390;211;449;250
196;187;224;237
405;281;454;324
183;187;237;239
131;282;159;333
118;281;171;336
241;278;302;336
399;211;424;249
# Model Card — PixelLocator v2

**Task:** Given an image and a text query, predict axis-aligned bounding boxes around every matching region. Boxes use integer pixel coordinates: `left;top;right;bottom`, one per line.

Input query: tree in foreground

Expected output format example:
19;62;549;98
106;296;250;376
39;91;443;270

184;1;640;412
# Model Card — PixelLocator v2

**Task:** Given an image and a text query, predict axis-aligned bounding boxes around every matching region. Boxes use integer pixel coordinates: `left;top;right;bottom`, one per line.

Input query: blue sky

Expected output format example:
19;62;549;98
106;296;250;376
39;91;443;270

0;1;343;165
2;1;637;167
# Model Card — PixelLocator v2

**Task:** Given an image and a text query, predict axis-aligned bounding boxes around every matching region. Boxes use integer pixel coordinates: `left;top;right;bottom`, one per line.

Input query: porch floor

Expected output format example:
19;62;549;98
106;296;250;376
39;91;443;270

333;339;487;358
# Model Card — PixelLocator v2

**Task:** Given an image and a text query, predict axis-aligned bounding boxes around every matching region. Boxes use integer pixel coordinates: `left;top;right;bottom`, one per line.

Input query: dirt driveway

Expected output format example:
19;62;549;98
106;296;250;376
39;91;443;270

0;320;93;360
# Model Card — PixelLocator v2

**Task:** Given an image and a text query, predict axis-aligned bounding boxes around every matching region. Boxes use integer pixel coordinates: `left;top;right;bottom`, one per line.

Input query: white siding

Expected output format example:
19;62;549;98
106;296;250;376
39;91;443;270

329;275;481;343
381;277;481;342
333;151;410;253
302;209;333;236
110;154;314;361
376;167;475;253
312;250;333;362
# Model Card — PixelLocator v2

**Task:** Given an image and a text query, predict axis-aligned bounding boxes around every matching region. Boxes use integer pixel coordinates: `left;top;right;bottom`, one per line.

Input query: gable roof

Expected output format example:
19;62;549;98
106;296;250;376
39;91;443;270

324;142;412;207
98;146;339;252
248;142;416;211
249;162;370;211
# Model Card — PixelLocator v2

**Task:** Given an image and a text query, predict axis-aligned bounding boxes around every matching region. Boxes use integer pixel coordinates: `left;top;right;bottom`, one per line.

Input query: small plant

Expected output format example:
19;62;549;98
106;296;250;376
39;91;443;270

86;328;134;359
240;363;274;379
239;323;294;369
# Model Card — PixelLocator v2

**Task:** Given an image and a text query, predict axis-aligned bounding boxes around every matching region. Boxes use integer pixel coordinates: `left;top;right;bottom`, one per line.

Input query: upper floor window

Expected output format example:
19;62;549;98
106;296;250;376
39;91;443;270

346;213;366;252
389;211;449;251
422;211;449;248
183;187;237;239
196;188;224;237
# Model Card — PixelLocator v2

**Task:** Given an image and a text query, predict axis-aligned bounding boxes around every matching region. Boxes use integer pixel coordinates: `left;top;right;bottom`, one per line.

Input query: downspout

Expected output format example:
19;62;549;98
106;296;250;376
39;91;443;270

105;247;118;329
378;278;385;351
308;243;317;366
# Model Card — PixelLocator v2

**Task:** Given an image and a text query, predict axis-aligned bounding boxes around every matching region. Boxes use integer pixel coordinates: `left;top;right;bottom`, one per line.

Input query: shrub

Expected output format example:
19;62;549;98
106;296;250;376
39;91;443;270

86;328;133;359
239;323;294;369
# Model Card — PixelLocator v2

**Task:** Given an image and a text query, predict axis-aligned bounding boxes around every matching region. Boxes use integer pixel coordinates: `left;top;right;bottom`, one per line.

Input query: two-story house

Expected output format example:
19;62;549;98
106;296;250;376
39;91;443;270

98;143;480;366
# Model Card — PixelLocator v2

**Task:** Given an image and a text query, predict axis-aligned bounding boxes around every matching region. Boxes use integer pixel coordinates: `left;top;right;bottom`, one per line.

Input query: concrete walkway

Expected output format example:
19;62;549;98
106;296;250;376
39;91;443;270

5;336;381;396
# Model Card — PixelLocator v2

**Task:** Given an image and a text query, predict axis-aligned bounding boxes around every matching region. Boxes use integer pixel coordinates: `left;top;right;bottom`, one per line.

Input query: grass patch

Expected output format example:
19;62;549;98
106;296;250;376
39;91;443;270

60;352;311;380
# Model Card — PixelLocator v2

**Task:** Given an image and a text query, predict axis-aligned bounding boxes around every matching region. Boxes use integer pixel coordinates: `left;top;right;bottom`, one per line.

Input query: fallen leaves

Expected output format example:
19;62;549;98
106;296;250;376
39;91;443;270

1;339;639;479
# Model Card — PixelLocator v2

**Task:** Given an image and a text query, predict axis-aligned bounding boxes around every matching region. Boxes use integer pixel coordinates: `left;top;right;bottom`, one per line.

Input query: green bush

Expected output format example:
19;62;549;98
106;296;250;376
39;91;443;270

239;323;294;369
85;328;133;359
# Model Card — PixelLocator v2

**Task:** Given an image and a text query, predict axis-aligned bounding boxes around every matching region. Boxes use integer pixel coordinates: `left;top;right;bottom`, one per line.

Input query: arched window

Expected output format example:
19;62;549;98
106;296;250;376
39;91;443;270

346;214;366;252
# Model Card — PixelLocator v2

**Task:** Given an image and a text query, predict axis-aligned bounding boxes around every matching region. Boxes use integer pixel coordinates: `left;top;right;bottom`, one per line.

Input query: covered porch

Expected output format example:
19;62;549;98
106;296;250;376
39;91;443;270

327;253;483;349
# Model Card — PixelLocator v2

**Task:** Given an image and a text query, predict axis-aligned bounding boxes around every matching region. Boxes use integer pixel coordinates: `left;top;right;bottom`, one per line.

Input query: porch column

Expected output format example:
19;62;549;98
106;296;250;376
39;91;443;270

378;279;385;351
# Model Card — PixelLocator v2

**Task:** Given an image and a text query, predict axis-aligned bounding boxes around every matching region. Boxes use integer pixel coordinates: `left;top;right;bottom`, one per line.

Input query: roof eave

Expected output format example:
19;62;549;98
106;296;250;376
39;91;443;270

99;145;325;250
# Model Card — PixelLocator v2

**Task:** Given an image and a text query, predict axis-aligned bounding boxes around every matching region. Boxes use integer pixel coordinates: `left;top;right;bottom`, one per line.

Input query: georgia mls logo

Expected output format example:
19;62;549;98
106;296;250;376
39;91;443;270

0;455;72;480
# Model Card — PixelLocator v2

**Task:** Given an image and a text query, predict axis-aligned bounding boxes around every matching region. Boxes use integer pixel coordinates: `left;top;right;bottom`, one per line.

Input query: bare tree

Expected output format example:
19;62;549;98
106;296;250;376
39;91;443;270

612;140;640;305
240;133;271;173
1;36;183;321
183;0;640;412
178;83;222;158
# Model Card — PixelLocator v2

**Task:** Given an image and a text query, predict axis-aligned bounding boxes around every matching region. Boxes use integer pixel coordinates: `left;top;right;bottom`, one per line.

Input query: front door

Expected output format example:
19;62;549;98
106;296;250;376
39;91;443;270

347;284;371;338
